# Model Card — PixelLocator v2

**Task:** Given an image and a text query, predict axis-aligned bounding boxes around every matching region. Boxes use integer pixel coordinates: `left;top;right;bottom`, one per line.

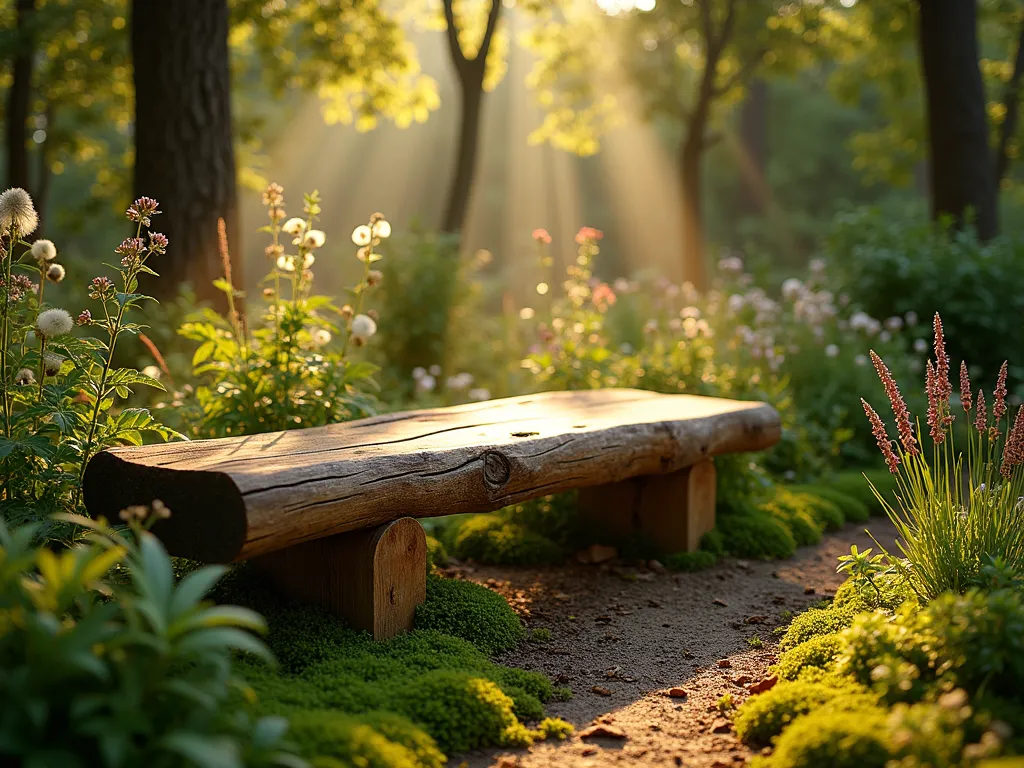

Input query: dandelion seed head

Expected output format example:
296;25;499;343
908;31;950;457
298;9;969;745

30;239;57;262
42;350;64;376
14;368;34;386
37;308;73;338
46;264;66;283
0;187;38;235
350;313;377;341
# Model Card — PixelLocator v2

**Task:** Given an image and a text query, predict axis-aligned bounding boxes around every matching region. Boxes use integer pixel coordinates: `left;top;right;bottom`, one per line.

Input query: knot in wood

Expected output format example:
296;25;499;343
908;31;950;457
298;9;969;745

482;451;512;488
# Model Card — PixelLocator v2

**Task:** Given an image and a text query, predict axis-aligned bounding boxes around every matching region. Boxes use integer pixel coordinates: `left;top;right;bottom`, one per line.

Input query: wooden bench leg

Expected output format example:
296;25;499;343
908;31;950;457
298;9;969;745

577;459;717;554
254;517;427;640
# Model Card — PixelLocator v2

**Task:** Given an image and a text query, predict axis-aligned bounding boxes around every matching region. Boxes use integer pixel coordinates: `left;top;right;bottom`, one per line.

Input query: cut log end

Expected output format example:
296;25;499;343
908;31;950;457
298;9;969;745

82;450;247;563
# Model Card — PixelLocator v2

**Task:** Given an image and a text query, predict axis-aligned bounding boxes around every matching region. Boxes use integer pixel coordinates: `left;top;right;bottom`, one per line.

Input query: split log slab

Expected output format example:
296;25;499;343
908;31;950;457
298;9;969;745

83;388;780;637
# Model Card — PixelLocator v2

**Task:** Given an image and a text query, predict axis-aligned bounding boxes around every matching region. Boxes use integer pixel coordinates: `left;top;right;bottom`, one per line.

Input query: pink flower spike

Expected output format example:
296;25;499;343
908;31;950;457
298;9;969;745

862;398;900;474
975;389;988;435
960;361;972;412
992;361;1008;440
870;350;919;456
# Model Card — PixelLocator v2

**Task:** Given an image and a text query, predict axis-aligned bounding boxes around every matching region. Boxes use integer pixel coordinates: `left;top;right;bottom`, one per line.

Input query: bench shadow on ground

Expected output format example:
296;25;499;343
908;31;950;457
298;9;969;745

448;518;900;768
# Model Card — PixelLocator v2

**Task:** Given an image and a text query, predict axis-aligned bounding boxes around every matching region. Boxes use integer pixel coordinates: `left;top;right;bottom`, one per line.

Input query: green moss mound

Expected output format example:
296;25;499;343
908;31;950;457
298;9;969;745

664;550;719;571
765;489;823;547
829;470;899;516
717;510;797;560
734;680;876;747
449;515;564;566
790;485;870;523
753;705;891;768
775;634;843;681
778;601;860;651
415;575;526;655
293;711;445;768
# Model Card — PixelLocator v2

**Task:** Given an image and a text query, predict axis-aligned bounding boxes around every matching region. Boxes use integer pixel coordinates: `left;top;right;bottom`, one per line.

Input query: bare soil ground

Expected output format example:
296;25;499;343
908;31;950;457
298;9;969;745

448;518;900;768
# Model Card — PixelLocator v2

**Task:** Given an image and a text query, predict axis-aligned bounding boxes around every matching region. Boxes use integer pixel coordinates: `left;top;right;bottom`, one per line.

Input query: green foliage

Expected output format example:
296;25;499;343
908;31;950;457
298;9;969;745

789;484;870;523
734;679;875;747
169;189;381;438
774;634;843;681
752;704;892;768
778;599;862;652
290;711;444;768
0;192;181;532
764;489;823;546
529;627;552;643
448;514;564;567
664;549;718;572
829;469;899;516
828;208;1024;394
414;575;525;656
0;515;300;767
425;535;448;570
717;508;797;560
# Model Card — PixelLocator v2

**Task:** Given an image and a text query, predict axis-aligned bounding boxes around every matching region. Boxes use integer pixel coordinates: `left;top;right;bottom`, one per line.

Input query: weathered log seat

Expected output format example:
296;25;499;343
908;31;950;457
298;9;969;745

83;389;780;638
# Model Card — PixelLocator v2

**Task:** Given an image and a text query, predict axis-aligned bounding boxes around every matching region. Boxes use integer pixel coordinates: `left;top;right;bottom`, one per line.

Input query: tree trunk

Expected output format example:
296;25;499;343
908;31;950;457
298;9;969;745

5;0;35;191
131;0;240;305
680;131;707;292
916;0;998;239
995;18;1024;188
441;80;484;235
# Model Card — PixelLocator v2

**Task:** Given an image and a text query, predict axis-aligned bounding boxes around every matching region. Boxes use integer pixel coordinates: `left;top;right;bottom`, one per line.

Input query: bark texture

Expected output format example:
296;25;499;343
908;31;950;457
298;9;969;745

82;389;781;562
5;0;35;191
131;0;240;304
916;0;998;238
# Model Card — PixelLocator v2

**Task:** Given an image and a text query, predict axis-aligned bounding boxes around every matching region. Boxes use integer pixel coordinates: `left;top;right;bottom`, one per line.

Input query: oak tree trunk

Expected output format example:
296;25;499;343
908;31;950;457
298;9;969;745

131;0;240;305
916;0;998;239
442;80;484;235
5;0;34;192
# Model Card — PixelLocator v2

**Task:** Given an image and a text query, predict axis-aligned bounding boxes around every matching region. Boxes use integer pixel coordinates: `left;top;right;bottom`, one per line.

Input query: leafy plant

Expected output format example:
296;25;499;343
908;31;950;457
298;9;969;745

861;313;1024;599
169;185;385;438
0;509;302;767
836;545;888;599
0;188;180;532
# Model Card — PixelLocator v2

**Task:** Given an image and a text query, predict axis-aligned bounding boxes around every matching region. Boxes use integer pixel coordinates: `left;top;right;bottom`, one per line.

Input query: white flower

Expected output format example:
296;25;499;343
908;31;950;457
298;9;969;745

825;344;840;358
905;311;918;326
781;278;804;301
468;388;491;402
885;316;904;332
727;294;744;313
14;368;34;386
350;313;377;341
311;328;332;346
0;187;38;235
914;338;928;353
429;364;441;376
879;330;892;343
412;366;427;380
303;229;326;249
276;255;295;272
446;372;474;390
42;351;64;376
717;256;744;274
809;258;826;273
142;365;162;380
372;220;391;239
614;278;630;293
643;320;658;334
416;374;436;393
31;239;57;262
282;218;306;236
352;225;372;246
303;253;315;269
680;306;701;319
37;308;73;338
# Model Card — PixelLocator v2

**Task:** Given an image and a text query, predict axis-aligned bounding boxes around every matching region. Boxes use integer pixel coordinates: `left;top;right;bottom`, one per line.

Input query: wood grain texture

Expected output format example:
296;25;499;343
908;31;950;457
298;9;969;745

255;517;426;640
83;388;780;562
578;459;717;554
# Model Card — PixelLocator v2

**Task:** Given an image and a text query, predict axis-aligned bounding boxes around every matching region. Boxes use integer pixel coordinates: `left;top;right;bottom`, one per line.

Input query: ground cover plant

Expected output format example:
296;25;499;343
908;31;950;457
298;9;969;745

733;315;1024;767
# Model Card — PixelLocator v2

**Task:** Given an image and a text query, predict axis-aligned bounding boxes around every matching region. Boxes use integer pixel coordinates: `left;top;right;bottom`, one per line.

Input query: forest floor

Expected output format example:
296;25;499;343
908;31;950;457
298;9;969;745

446;518;899;768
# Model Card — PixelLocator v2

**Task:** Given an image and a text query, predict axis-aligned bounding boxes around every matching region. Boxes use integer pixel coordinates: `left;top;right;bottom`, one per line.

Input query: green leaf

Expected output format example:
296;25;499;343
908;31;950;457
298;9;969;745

161;733;242;768
169;565;228;619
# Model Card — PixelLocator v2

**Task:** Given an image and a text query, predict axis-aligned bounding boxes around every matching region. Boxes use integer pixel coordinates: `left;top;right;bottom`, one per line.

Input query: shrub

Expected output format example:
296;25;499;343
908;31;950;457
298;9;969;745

754;704;892;768
426;535;448;569
828;469;898;516
449;515;563;566
764;489;823;547
790;484;870;523
0;515;299;766
291;711;445;768
414;575;525;655
778;601;863;651
664;550;718;571
734;680;875;747
717;509;797;559
775;634;843;680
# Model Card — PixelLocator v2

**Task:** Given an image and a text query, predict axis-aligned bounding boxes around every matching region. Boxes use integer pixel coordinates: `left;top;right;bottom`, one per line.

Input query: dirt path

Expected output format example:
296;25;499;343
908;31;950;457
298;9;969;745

448;518;899;768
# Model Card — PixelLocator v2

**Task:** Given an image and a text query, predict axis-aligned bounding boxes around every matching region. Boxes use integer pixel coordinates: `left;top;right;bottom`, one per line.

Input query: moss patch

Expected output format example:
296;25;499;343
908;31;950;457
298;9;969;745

751;705;892;768
415;575;526;655
734;679;876;747
774;634;843;681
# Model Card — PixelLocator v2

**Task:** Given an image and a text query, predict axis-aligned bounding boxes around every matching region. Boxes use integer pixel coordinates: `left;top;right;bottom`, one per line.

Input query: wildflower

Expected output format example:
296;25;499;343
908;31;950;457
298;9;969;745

468;388;491;401
913;338;928;353
119;505;149;522
265;243;284;260
447;372;474;390
262;287;275;299
30;239;57;262
303;253;315;269
960;361;972;412
89;276;113;300
148;232;169;254
718;256;744;274
862;398;900;473
340;305;354;321
532;228;552;244
46;264;65;283
0;187;38;235
574;226;603;244
372;219;391;239
905;311;918;326
126;196;160;226
993;362;1009;439
303;229;326;249
367;270;383;287
781;278;803;301
42;351;64;376
926;360;944;444
276;255;295;272
262;183;284;208
416;374;436;393
933;313;952;405
152;499;172;519
643;320;658;335
352;225;372;246
885;316;904;332
592;282;616;311
825;344;839;358
282;217;306;236
37;308;73;338
311;328;332;346
809;258;826;274
14;368;34;386
870;350;919;455
975;389;988;434
350;313;377;342
429;364;441;376
1000;406;1024;477
115;237;145;267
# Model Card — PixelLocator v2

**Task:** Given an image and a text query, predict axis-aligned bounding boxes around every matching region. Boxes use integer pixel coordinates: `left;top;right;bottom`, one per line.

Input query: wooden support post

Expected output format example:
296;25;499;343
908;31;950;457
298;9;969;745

254;517;427;640
578;459;717;554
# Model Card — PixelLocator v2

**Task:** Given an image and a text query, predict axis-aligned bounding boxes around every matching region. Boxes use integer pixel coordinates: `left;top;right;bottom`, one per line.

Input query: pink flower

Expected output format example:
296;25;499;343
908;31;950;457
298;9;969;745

77;309;92;326
532;228;552;245
126;196;160;226
870;350;919;456
592;282;617;311
862;398;900;473
992;361;1009;440
574;226;603;244
960;360;971;412
975;389;988;434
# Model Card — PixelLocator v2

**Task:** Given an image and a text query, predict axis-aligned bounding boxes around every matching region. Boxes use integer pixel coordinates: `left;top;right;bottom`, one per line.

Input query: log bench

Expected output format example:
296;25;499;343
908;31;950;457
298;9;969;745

83;389;780;639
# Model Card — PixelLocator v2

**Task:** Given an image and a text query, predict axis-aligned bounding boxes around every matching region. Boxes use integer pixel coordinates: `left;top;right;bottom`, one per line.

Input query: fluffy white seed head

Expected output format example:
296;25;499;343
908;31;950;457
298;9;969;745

31;239;57;262
42;351;65;376
350;313;377;341
14;368;35;386
0;187;38;236
37;308;74;338
46;264;66;283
